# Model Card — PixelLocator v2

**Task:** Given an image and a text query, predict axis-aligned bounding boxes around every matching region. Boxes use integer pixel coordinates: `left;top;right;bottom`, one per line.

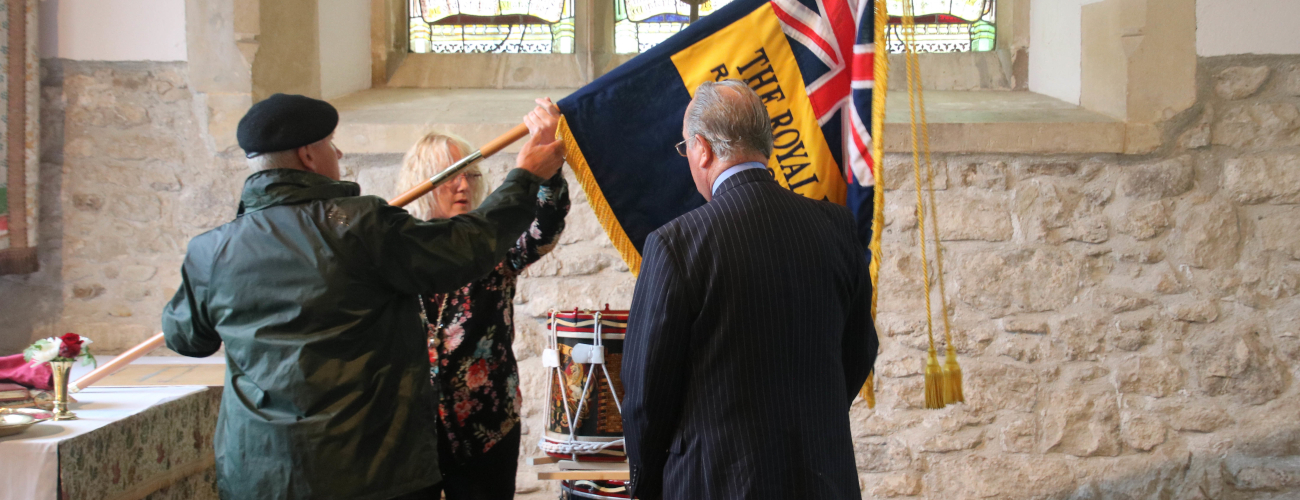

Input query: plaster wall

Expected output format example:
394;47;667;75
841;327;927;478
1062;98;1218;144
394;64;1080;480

38;0;188;62
1080;0;1198;125
319;0;372;99
1028;0;1104;105
1197;0;1300;56
252;0;321;100
371;0;407;86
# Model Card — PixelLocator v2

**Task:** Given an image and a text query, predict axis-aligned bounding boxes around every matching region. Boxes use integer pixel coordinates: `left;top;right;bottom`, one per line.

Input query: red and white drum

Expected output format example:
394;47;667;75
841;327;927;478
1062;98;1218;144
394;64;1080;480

539;306;628;462
560;479;631;499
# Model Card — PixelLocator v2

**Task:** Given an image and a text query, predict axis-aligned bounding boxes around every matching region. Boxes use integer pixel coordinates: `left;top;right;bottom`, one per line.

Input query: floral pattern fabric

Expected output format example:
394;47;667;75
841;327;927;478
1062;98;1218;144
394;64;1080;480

421;174;569;462
58;387;222;500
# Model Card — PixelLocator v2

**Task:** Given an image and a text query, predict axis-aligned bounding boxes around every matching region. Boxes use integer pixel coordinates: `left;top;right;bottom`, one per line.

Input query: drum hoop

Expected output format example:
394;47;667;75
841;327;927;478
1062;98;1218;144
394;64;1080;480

570;480;630;490
554;318;628;325
543;431;626;444
562;483;631;500
553;313;630;321
555;331;626;340
555;329;627;335
554;323;630;330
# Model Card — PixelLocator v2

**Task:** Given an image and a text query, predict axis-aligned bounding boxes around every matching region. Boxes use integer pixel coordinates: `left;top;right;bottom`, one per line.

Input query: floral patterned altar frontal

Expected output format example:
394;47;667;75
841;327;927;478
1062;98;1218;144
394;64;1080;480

0;0;40;275
0;387;220;500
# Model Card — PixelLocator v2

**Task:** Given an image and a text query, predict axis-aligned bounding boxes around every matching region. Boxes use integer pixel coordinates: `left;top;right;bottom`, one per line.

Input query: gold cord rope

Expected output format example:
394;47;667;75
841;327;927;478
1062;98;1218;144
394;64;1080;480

900;0;956;409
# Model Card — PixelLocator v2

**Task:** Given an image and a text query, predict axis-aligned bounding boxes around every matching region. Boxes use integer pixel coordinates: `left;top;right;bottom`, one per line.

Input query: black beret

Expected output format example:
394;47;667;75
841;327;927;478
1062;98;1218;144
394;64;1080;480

237;93;340;158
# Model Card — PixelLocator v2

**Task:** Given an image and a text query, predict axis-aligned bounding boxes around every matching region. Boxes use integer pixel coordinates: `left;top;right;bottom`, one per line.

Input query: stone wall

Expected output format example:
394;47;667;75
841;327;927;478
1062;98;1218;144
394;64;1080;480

829;54;1299;499
1;53;1298;498
0;59;245;354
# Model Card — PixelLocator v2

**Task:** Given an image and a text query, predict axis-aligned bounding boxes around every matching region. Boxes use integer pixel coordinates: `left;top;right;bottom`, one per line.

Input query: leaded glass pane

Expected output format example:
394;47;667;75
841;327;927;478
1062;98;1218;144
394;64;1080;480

409;0;575;54
615;0;734;54
886;0;995;53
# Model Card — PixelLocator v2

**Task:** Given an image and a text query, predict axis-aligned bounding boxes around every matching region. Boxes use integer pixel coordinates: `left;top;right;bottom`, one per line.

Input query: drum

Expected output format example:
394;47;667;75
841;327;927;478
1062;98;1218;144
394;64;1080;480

560;479;632;499
540;306;628;462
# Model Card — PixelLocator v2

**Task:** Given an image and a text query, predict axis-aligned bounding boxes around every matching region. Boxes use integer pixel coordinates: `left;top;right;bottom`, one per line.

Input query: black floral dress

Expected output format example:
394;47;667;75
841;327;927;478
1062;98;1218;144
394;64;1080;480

419;173;569;463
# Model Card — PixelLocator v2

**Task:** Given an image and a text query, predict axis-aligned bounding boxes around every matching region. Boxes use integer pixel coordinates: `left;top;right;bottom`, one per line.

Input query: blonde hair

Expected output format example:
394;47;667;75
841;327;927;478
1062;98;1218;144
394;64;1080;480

397;132;487;220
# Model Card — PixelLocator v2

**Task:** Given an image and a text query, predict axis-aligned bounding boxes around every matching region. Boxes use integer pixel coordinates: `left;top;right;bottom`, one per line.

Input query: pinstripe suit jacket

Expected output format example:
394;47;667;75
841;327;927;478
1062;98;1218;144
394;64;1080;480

622;168;877;500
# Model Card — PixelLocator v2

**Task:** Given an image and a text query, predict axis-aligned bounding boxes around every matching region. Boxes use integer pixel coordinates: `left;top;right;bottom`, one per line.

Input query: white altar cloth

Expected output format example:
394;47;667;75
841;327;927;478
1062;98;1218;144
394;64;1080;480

0;386;208;500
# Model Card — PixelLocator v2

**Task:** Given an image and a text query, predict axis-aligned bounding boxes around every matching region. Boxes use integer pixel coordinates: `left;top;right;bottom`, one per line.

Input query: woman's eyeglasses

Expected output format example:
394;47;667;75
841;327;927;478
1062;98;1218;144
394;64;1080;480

445;172;482;184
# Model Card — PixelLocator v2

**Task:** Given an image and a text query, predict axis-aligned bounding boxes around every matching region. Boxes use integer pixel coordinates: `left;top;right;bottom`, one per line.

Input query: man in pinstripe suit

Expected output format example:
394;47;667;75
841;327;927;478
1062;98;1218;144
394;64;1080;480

622;80;878;500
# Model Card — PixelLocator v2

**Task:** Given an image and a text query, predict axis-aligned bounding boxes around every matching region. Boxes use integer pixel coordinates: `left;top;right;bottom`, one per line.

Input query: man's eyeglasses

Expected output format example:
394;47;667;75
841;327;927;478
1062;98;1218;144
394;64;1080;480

675;139;689;157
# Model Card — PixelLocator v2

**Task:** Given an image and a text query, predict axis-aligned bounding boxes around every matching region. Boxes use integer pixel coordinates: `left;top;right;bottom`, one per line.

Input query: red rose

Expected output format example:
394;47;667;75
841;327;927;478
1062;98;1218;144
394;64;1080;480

58;333;84;359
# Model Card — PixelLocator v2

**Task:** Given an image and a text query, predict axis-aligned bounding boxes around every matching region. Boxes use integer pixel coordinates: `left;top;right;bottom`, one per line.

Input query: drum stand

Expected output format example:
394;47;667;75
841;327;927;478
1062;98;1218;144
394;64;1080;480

532;310;630;483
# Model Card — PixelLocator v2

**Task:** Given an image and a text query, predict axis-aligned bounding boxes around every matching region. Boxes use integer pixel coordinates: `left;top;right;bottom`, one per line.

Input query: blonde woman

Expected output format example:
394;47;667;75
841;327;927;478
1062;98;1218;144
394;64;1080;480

398;130;569;500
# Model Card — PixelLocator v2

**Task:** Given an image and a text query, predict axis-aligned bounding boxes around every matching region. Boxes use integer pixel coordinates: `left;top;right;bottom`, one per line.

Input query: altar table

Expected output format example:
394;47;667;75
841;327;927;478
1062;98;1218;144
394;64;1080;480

0;386;221;500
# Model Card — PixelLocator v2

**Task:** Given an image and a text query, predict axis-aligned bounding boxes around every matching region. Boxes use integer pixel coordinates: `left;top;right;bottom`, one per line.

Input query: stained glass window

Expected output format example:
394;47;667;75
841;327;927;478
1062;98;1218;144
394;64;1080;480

615;0;734;54
886;0;995;53
409;0;575;54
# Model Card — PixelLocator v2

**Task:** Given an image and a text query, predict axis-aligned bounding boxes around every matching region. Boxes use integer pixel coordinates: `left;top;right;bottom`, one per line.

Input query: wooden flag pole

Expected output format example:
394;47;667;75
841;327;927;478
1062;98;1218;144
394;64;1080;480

71;123;533;393
390;124;529;206
70;333;166;393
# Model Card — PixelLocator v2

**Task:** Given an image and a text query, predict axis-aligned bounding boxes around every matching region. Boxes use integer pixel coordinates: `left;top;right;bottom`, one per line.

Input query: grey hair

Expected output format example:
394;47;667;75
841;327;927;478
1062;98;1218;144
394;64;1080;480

246;150;302;172
684;80;773;161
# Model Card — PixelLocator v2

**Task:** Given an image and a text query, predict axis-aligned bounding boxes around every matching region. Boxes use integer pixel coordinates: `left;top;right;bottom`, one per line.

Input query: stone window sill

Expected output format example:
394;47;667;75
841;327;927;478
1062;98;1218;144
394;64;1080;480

331;89;1140;156
883;90;1145;154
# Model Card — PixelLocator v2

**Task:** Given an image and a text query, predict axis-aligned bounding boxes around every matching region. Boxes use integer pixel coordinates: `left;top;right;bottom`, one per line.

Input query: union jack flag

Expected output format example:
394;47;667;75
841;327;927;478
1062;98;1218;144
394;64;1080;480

771;0;877;188
771;0;880;253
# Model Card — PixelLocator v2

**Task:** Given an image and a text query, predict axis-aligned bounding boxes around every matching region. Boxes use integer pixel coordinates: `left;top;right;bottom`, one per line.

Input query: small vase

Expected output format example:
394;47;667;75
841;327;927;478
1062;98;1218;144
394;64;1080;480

49;361;78;421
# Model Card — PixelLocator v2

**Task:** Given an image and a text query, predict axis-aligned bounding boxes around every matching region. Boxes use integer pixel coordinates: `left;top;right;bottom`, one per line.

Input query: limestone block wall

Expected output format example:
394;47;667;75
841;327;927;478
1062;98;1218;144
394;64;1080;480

0;60;248;355
0;53;1297;498
830;54;1300;499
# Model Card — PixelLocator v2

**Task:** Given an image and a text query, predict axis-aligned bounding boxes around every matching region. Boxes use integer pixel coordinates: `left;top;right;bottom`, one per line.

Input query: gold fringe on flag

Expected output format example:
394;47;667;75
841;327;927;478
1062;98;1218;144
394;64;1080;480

860;0;890;409
557;116;644;275
862;370;876;408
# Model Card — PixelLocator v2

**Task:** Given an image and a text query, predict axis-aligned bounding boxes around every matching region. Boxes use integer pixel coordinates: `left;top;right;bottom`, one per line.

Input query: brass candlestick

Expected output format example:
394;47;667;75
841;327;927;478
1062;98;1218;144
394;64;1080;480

49;361;78;420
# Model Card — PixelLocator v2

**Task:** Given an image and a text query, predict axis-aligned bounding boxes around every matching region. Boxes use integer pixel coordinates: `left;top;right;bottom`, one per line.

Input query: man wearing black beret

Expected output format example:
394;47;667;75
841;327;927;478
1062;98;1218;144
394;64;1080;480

161;93;566;500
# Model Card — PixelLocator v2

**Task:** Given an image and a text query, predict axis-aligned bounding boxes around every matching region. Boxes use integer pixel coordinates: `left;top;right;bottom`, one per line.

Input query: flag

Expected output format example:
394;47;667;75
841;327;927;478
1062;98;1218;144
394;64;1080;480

557;0;884;279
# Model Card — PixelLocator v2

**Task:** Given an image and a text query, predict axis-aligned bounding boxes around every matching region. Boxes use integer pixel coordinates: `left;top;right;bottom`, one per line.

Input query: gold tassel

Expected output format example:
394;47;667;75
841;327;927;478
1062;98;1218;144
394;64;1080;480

942;344;964;404
860;371;876;409
924;347;945;409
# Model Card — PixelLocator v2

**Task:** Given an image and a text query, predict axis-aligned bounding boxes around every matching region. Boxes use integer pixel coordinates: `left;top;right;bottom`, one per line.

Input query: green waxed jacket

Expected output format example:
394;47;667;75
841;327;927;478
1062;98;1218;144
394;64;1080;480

162;168;544;500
